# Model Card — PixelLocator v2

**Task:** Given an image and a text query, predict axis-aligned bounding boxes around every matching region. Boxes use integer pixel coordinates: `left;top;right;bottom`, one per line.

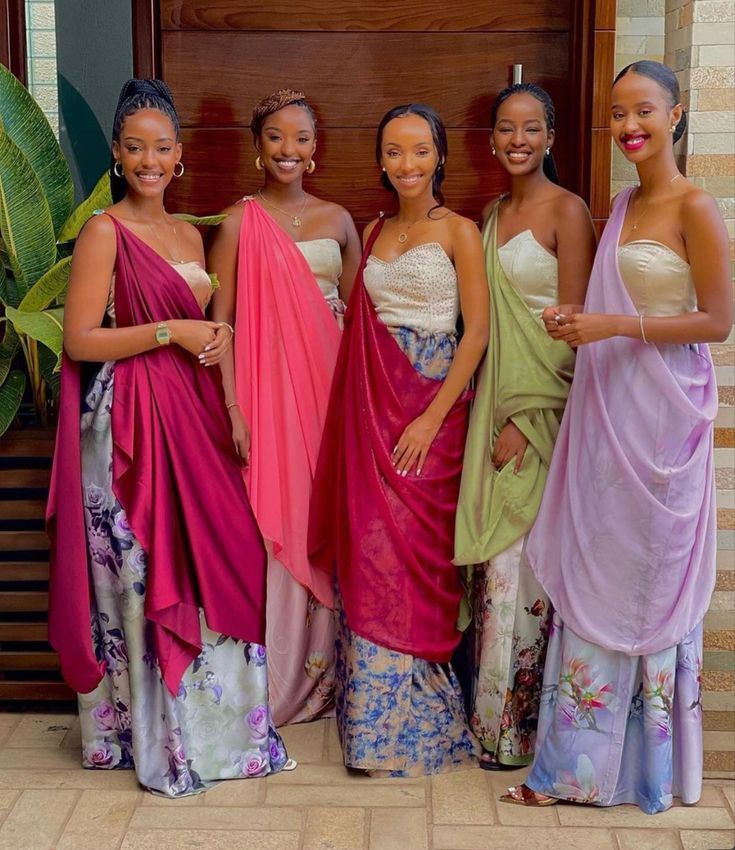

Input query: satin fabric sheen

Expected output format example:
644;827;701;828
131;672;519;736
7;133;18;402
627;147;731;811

526;187;717;656
309;218;471;662
234;200;341;607
47;217;267;695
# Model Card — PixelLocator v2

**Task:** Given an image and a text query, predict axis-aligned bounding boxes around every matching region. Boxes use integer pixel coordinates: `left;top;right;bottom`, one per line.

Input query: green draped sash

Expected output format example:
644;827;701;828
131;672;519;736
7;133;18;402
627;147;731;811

454;201;575;577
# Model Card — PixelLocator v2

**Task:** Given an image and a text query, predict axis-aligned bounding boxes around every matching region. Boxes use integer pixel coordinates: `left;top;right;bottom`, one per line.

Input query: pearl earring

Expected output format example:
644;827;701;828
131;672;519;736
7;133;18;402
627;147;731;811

491;146;496;155
545;147;550;156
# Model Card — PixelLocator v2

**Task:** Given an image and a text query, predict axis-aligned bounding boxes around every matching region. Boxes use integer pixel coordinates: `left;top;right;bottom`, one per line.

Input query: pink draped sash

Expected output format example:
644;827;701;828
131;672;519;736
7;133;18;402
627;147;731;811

526;187;717;655
309;218;470;662
47;217;267;695
233;200;341;607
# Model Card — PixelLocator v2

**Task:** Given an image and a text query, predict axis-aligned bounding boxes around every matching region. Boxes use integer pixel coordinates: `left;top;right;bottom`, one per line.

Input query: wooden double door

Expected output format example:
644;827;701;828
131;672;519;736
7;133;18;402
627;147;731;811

135;0;615;229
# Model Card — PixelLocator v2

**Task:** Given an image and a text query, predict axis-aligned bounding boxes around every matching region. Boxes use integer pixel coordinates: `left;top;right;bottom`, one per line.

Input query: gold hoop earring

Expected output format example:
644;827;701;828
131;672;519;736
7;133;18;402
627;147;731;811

173;162;185;177
113;161;124;177
255;155;264;171
307;160;316;175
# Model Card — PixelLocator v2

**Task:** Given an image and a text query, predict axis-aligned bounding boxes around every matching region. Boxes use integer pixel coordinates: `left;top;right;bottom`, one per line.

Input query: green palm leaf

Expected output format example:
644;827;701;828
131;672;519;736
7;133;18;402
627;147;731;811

57;172;112;244
0;322;19;384
0;369;25;436
18;256;71;312
0;64;74;235
0;131;57;293
5;306;64;368
173;213;226;226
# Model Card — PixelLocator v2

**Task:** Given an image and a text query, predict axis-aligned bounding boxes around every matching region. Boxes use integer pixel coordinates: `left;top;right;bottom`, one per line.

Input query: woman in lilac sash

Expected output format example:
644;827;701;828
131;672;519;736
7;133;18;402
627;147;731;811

310;105;489;775
502;62;731;812
47;80;289;795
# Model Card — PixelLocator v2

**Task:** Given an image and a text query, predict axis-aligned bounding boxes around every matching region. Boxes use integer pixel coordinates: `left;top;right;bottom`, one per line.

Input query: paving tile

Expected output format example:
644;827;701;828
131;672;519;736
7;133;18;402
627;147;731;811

268;763;422;787
266;782;425;807
324;718;344;764
0;789;79;850
680;830;735;850
558;804;734;829
129;805;303;831
0;768;140;791
277;719;327;764
615;829;683;849
202;778;265;807
0;793;18;811
61;718;81;751
0;747;81;769
431;769;494;825
369;808;427;850
57;790;140;850
0;715;22;746
496;798;560;826
3;714;75;749
432;825;617;849
120;829;300;850
303;806;366;850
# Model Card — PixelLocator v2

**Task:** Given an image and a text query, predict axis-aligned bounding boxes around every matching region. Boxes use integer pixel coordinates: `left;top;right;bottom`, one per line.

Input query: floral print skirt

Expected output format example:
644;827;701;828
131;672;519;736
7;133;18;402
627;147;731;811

78;363;288;796
526;611;704;814
470;535;551;765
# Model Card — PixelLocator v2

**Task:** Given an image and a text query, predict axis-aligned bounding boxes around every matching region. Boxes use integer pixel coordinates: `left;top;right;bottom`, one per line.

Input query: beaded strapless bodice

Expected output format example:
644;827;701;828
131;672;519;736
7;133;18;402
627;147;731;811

364;243;459;334
106;261;212;325
296;237;342;304
617;240;697;316
497;230;559;315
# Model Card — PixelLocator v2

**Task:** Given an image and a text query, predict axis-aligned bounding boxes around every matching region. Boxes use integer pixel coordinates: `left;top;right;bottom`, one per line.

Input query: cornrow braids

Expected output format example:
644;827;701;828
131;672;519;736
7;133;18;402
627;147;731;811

490;83;560;185
110;78;181;202
250;89;317;143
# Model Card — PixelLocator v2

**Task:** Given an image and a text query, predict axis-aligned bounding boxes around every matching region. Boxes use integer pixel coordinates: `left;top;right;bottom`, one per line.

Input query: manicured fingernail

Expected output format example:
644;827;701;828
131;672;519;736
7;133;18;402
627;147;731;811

402;470;408;477
416;468;422;476
204;345;212;352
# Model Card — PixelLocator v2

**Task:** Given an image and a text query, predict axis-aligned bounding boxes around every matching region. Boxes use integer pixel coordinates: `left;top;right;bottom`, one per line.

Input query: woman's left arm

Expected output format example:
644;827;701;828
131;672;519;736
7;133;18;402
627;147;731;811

392;217;489;475
555;190;732;346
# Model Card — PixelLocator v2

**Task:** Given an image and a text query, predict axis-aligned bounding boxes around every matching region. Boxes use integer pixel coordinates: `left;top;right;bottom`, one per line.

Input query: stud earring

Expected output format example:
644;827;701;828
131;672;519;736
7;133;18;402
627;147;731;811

307;160;316;174
670;125;676;134
545;147;550;156
173;162;185;177
113;161;123;177
255;155;264;171
491;147;496;155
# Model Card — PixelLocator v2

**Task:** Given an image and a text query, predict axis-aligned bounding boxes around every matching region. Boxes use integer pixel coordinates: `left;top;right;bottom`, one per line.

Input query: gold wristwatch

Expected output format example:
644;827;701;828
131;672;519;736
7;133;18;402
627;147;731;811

155;321;172;346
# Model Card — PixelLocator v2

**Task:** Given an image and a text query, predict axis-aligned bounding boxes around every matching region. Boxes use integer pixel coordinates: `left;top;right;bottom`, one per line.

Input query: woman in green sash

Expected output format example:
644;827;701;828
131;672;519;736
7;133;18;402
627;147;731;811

454;84;596;770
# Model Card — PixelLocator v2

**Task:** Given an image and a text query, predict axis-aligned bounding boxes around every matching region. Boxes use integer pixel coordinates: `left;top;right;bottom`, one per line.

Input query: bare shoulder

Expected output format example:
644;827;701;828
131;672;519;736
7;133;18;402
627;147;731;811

310;195;355;231
680;184;722;222
446;210;481;241
551;187;592;223
177;219;204;245
362;216;381;246
75;211;117;249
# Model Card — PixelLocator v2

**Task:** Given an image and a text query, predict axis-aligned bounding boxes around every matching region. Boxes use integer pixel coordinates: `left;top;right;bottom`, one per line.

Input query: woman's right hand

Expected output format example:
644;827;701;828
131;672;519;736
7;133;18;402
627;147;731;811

228;405;251;464
168;319;221;358
542;304;584;341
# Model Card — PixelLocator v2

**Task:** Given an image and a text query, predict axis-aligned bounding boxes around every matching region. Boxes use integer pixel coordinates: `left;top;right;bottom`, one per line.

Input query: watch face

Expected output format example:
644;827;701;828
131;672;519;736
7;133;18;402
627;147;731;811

156;324;171;345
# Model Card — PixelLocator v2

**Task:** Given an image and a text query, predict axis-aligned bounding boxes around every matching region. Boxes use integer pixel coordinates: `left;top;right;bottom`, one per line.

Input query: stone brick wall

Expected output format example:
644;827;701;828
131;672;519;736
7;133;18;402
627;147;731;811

615;0;735;776
24;0;58;135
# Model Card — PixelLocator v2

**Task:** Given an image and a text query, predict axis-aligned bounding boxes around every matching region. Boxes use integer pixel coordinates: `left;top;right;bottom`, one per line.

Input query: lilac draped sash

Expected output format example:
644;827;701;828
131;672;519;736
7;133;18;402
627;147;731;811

48;218;267;695
526;187;717;655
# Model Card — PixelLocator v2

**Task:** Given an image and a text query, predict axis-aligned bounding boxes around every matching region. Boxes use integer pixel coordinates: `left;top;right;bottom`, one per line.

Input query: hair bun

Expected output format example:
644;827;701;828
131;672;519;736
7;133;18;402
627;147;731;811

673;108;687;144
116;78;175;111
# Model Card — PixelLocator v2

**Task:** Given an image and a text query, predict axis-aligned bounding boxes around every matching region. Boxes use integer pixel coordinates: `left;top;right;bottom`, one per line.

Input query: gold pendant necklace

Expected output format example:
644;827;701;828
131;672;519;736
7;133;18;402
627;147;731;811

257;189;308;228
396;209;434;243
146;215;184;263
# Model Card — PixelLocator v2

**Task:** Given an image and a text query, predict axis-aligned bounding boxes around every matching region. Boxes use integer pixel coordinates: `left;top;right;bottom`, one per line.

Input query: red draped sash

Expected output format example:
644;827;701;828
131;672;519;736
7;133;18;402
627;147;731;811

309;219;470;662
47;217;267;695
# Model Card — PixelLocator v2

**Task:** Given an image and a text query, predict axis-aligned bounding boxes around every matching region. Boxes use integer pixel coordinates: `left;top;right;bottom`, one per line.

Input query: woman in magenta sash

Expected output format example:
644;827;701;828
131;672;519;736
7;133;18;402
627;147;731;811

502;62;731;812
310;104;489;775
47;80;289;796
208;90;361;725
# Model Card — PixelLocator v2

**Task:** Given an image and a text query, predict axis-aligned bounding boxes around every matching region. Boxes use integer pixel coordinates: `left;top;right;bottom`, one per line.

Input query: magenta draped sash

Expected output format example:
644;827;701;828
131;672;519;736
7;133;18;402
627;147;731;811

309;218;470;662
47;217;267;695
234;200;341;608
526;187;717;655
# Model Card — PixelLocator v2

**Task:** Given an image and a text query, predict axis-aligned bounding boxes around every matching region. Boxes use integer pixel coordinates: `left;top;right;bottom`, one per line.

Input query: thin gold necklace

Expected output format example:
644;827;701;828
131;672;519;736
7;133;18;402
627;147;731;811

144;214;184;263
394;205;439;243
630;173;682;232
257;189;308;228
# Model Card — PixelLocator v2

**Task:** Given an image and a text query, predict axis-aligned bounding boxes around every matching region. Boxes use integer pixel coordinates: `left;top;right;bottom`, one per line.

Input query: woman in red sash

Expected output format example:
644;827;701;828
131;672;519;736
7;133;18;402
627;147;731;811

208;90;361;725
310;105;489;775
47;80;289;795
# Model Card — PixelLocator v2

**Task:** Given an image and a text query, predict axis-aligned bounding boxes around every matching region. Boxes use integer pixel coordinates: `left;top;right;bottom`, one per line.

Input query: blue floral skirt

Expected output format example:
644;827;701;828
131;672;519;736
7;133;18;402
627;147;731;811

78;363;288;796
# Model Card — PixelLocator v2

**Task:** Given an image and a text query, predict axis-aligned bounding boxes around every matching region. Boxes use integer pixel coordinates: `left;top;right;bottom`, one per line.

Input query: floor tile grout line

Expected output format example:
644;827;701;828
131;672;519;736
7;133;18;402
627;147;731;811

365;806;373;850
50;787;83;850
426;776;434;850
111;789;144;850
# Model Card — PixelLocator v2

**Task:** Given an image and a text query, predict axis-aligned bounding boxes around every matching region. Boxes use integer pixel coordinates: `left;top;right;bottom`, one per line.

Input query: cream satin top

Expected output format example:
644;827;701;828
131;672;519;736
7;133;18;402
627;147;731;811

296;237;342;306
618;240;697;316
364;242;460;333
497;230;559;315
106;261;212;325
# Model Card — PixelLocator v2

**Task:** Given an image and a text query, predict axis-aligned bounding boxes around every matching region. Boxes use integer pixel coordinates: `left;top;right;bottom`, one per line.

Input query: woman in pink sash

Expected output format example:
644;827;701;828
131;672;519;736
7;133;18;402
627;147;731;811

208;90;361;725
310;105;489;775
47;80;289;796
502;62;731;813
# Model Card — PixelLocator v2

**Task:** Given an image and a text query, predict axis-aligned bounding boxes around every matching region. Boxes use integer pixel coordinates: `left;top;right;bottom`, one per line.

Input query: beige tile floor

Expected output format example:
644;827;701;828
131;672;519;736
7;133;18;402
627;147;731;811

0;710;731;850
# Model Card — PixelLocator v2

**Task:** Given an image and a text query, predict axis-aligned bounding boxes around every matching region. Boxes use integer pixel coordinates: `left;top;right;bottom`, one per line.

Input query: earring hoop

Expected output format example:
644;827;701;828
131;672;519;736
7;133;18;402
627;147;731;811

113;161;123;177
255;155;264;171
173;162;185;177
307;160;316;175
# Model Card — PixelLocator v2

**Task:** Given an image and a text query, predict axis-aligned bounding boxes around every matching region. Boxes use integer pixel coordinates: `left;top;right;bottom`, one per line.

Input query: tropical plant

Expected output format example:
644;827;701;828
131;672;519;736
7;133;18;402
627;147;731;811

0;64;223;436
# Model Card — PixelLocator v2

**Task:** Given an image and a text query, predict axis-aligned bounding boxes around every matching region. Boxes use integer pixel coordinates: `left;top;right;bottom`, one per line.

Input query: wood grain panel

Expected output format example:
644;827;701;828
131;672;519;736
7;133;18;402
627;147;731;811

595;0;617;31
163;31;570;128
168;128;530;220
589;128;612;220
161;0;571;32
592;29;615;128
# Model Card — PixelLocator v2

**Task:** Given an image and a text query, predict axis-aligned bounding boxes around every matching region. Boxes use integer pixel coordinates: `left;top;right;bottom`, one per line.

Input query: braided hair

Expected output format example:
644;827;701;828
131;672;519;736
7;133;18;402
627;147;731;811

110;79;180;202
614;60;687;144
490;83;560;184
250;89;316;143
